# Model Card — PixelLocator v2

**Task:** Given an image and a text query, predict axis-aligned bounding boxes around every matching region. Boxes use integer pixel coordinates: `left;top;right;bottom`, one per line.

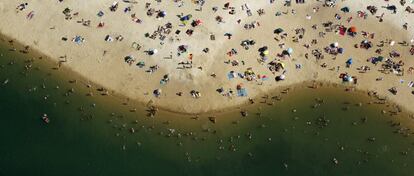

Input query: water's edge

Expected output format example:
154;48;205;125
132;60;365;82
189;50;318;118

1;33;412;117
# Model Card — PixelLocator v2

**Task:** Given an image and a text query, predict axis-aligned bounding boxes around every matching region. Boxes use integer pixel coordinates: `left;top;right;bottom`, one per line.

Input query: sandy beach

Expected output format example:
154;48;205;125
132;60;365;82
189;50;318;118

0;0;413;114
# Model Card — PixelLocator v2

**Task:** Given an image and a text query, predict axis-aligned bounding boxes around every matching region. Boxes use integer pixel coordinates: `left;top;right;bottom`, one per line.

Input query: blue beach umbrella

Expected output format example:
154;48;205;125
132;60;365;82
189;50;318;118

346;58;353;65
180;14;192;21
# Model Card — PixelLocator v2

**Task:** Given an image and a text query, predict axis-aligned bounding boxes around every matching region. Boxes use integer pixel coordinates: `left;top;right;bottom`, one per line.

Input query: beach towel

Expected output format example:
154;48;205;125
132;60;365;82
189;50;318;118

261;75;269;81
237;88;248;97
227;72;235;80
339;27;346;36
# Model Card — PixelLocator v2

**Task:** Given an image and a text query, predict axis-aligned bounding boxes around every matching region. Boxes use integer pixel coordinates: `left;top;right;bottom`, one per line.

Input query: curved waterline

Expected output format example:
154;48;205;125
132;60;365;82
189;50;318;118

1;0;413;114
1;34;412;118
2;40;414;175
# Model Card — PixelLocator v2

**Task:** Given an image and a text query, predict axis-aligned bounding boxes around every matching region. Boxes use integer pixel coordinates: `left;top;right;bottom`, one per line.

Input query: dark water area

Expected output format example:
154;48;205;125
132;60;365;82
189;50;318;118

1;39;414;176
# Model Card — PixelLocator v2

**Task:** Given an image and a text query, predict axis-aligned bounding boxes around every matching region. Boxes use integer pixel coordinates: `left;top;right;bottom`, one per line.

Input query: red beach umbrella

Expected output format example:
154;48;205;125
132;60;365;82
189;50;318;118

349;26;357;33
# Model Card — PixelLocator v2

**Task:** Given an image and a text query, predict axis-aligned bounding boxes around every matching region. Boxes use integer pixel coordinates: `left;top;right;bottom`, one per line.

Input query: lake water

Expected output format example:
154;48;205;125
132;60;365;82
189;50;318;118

0;39;414;176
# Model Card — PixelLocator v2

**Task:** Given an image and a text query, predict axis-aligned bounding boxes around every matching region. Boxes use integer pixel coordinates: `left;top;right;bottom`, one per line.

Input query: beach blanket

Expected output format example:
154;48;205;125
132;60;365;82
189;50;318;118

339;27;346;36
228;72;246;80
237;88;248;97
227;72;235;80
261;75;269;81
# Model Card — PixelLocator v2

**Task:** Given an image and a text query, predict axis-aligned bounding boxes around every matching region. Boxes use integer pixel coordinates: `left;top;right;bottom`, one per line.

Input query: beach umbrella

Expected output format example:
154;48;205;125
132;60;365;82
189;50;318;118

349;26;357;33
263;50;269;55
236;83;243;90
386;5;396;11
196;19;203;25
136;61;145;68
158;11;166;18
124;55;134;61
104;35;113;42
346;58;353;65
333;42;339;47
258;46;268;52
282;50;290;56
341;7;350;13
342;75;348;82
347;76;353;82
279;62;286;69
245;70;254;75
287;47;293;54
147;49;157;55
275;12;282;16
274;28;284;34
97;11;104;17
153;89;162;96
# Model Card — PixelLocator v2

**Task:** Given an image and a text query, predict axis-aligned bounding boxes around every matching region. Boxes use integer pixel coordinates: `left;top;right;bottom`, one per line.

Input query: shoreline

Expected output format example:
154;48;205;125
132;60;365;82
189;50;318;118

1;34;412;118
1;0;413;115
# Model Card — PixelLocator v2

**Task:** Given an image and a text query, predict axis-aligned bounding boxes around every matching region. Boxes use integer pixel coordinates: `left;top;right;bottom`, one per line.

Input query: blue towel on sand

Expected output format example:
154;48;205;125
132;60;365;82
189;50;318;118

227;72;235;80
237;88;248;97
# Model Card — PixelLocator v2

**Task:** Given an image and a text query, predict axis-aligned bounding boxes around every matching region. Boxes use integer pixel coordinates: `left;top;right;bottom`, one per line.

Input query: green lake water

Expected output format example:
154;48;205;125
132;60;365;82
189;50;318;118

0;39;414;176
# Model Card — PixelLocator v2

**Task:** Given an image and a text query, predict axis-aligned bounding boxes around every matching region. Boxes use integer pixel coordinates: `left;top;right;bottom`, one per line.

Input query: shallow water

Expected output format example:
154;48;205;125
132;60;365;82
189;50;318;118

0;40;414;176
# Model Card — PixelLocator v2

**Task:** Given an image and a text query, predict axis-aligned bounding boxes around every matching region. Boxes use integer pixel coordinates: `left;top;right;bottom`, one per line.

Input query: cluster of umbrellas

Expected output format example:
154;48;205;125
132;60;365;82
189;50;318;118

368;56;384;65
268;61;285;72
339;26;357;36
